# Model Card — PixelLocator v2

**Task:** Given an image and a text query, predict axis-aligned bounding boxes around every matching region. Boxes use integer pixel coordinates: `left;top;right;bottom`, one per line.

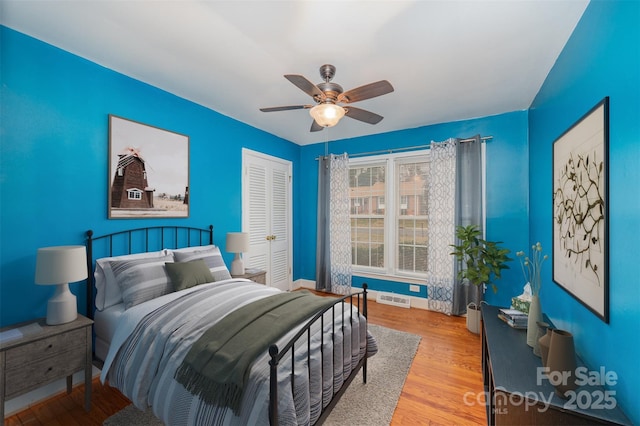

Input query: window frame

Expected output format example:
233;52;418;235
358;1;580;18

349;150;430;283
127;188;143;200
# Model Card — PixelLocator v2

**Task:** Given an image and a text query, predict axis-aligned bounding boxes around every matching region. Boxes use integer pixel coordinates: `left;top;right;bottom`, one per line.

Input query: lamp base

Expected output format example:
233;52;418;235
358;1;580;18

46;283;77;325
231;254;245;276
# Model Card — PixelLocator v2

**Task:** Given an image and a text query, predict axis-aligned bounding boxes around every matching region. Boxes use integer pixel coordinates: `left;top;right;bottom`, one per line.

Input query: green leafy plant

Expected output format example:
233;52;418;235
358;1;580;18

450;225;513;305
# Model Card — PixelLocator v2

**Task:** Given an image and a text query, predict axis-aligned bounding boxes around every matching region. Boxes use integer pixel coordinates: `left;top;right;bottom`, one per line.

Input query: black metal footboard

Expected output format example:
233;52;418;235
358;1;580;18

268;284;369;426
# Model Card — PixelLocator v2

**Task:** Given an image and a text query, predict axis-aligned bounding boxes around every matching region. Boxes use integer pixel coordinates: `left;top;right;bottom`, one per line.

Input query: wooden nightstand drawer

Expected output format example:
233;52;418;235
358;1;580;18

0;315;93;420
232;269;267;284
251;272;266;284
5;347;85;399
5;327;85;369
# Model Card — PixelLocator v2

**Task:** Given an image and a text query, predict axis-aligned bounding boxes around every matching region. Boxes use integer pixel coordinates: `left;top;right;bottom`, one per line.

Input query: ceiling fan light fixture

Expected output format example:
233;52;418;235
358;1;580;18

309;104;345;127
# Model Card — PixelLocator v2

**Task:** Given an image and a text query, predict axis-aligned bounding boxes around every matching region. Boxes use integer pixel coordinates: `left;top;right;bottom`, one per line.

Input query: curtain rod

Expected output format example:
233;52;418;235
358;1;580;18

315;135;492;160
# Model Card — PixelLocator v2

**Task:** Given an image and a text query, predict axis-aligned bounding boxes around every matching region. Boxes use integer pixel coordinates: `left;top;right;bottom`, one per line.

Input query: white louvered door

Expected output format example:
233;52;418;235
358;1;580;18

242;149;292;291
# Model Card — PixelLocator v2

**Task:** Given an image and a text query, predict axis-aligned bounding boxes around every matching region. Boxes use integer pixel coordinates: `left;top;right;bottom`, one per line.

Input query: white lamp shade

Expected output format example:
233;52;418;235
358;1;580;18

35;245;87;325
226;232;249;276
309;104;346;127
226;232;250;254
35;245;88;285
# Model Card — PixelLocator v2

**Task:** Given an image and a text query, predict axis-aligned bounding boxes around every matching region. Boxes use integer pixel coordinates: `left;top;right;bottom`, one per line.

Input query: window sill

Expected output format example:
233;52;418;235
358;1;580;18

352;271;427;286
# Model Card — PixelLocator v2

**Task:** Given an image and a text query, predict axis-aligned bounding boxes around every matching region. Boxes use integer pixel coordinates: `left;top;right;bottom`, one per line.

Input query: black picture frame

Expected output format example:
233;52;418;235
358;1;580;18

108;115;190;219
552;97;609;323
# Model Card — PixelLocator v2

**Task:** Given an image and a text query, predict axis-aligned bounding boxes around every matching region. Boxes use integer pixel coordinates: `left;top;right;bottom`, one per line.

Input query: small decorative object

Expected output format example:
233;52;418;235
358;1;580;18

35;245;88;325
528;295;542;345
533;321;550;357
226;232;250;275
552;97;609;323
510;295;530;314
547;329;578;398
517;242;548;347
538;327;553;368
450;225;512;334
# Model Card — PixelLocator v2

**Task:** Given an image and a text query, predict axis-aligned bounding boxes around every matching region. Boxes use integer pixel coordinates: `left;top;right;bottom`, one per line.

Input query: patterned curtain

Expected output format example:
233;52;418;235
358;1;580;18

426;139;457;314
316;153;352;295
329;153;352;295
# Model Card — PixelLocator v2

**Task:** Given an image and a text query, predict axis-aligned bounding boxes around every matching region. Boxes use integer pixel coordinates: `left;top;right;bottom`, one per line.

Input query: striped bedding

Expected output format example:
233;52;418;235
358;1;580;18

100;279;375;425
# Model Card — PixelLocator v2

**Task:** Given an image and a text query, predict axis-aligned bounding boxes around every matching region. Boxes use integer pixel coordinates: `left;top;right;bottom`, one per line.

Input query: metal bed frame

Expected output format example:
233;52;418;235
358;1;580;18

84;225;368;425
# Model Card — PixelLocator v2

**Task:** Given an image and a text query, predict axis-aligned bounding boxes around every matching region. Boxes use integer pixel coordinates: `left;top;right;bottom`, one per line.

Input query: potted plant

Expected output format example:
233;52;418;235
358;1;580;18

450;225;512;333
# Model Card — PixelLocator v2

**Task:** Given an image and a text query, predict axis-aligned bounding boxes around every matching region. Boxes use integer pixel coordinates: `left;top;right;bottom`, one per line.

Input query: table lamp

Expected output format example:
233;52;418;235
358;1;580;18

226;232;250;275
35;245;87;325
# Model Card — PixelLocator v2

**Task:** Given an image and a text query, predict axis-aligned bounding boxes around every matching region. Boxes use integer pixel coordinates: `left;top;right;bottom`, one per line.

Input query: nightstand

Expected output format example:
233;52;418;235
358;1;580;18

232;269;267;284
0;314;93;422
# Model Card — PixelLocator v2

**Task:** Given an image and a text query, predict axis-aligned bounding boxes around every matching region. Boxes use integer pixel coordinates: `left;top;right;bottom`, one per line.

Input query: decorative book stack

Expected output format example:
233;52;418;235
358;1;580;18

498;308;528;329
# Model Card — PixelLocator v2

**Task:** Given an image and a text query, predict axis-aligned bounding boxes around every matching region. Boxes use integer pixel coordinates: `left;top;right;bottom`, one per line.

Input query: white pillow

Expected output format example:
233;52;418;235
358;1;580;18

168;245;216;254
94;250;168;311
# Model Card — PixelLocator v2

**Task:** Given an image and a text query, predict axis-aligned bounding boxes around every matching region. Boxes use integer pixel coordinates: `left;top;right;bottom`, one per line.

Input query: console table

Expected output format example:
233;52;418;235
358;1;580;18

481;305;630;425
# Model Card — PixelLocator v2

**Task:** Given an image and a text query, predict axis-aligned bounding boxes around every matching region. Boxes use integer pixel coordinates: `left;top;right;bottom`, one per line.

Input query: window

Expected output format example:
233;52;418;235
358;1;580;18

349;152;429;279
396;160;428;274
350;164;385;269
127;189;142;200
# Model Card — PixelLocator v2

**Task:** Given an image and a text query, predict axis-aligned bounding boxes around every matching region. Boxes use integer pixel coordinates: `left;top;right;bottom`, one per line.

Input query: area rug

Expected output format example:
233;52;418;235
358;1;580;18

103;324;421;426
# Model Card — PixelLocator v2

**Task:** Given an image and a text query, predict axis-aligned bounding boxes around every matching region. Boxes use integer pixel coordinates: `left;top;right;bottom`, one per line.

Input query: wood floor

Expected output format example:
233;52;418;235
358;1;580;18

5;299;486;425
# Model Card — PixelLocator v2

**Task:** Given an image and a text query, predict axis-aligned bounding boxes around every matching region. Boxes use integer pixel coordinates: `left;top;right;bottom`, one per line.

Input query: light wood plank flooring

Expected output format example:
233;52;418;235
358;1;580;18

5;298;486;425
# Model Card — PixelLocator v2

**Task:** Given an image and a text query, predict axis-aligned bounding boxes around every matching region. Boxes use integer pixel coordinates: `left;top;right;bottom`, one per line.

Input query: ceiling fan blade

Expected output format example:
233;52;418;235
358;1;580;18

338;80;394;103
310;120;324;132
345;106;384;124
259;105;312;112
285;74;326;100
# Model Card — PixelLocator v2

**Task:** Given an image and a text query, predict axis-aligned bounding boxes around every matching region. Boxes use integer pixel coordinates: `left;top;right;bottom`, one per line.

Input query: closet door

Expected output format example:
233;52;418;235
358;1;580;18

242;149;292;291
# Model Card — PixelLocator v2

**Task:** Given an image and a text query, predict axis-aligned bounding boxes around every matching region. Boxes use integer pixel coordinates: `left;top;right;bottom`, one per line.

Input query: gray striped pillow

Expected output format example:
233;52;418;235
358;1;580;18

173;246;232;282
110;254;174;309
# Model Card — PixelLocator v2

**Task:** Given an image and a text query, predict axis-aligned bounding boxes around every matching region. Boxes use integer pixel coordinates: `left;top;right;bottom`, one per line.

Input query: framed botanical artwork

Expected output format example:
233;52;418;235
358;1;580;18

108;115;189;219
552;97;609;323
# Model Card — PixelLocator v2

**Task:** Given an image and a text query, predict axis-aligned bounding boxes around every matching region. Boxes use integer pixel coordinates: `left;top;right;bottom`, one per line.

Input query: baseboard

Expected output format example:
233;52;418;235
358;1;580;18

295;278;315;290
4;366;101;417
293;279;430;310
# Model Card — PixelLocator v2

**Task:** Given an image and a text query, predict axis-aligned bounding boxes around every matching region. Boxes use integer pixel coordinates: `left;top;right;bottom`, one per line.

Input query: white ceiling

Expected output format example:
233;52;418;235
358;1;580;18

1;1;589;146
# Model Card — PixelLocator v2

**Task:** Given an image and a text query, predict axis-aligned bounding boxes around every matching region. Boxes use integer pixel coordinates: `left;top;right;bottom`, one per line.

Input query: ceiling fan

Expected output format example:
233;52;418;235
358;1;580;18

260;64;394;132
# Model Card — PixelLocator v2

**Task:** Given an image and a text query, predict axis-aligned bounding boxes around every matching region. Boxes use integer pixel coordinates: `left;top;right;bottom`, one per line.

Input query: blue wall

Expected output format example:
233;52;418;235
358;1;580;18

298;111;530;302
529;1;639;423
2;1;638;420
0;27;300;325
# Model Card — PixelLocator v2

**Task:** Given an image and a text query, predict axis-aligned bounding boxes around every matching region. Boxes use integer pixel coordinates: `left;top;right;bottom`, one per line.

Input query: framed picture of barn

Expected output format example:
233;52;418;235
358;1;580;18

108;115;189;219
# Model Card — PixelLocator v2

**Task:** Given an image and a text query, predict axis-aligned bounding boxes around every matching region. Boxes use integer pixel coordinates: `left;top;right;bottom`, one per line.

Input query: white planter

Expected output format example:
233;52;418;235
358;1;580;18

466;303;482;334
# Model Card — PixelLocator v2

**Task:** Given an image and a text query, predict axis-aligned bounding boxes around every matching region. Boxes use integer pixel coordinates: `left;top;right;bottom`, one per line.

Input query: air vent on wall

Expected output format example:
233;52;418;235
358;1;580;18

376;292;411;308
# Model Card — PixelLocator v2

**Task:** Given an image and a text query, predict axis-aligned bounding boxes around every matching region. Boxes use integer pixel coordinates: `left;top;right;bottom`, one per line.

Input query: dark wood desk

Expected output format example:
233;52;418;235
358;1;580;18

481;305;630;425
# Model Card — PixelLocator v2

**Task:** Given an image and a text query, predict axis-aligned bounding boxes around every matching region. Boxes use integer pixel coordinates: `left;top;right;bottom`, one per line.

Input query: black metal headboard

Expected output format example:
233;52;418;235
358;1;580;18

85;225;213;319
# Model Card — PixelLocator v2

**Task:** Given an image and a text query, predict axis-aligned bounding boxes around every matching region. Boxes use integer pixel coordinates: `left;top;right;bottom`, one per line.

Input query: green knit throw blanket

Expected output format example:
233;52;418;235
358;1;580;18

174;290;337;414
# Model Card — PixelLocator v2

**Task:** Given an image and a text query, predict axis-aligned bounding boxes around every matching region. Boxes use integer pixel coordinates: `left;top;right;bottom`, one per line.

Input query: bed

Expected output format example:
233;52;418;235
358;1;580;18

85;225;374;425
